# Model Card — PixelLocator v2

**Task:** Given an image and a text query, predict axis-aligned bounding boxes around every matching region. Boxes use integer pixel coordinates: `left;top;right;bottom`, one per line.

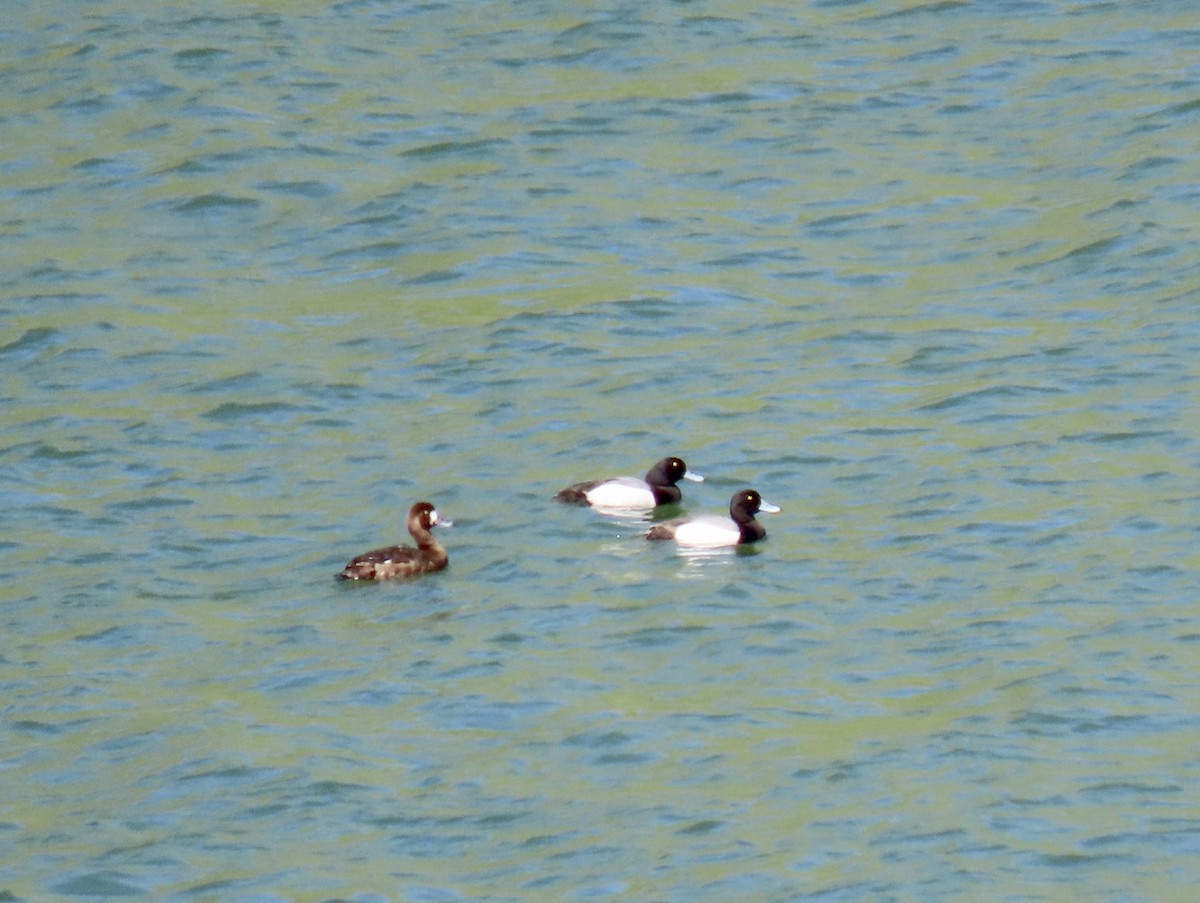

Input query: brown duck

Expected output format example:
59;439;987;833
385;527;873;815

336;501;450;581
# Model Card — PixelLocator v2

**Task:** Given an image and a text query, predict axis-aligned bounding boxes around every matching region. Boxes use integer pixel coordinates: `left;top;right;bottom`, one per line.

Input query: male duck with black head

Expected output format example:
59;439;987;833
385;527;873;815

554;456;704;511
336;501;451;581
646;489;780;548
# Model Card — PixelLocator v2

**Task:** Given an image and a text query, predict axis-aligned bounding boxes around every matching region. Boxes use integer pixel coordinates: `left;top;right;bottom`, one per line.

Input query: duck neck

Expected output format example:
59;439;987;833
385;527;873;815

736;517;766;544
651;484;682;505
408;518;441;551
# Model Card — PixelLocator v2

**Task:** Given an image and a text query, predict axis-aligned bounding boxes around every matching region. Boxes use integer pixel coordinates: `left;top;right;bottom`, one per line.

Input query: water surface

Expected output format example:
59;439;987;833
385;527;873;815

3;2;1200;900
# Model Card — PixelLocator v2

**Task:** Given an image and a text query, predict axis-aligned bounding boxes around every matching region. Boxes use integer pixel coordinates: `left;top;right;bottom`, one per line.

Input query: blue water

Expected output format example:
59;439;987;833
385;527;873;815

3;2;1200;900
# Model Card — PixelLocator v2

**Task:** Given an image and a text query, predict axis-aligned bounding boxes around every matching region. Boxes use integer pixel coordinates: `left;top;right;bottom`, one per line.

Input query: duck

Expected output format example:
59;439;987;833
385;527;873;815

336;501;450;581
554;456;704;510
646;489;780;547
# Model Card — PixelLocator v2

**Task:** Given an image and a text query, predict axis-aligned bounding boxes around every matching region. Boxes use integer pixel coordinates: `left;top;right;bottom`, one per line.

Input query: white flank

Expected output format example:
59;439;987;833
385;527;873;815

671;516;742;548
585;477;656;509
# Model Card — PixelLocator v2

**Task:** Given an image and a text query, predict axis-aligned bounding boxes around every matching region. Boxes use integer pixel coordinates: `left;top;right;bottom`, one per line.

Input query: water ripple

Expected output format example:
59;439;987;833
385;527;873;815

3;3;1198;901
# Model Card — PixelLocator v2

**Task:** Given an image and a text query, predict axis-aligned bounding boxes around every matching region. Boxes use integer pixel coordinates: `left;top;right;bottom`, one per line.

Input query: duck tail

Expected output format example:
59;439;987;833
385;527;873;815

553;485;592;505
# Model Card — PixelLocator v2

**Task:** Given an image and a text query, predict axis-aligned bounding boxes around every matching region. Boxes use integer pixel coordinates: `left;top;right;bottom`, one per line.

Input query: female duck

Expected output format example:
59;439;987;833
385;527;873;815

646;489;780;548
336;501;450;581
554;456;704;510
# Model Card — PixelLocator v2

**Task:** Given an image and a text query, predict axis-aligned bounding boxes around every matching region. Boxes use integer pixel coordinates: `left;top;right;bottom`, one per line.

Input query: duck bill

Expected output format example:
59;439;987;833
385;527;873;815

431;511;453;528
683;471;704;482
758;500;781;513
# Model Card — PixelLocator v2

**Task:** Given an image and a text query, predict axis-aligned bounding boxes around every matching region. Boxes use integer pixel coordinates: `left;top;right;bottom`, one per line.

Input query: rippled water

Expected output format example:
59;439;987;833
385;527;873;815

4;1;1200;900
